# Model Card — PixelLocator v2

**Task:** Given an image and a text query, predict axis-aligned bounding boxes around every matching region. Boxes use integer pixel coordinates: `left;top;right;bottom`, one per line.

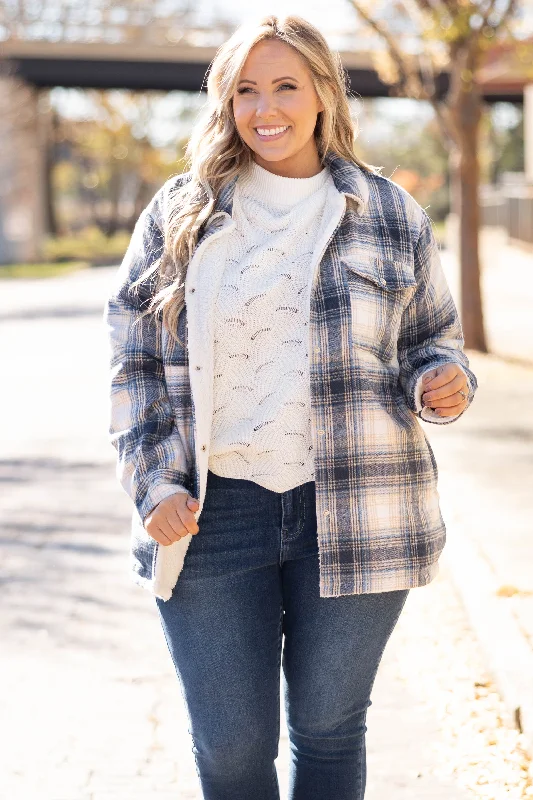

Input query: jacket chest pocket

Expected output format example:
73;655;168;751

341;256;417;362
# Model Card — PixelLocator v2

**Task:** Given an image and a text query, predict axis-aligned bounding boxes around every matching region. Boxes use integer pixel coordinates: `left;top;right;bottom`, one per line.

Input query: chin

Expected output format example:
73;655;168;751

256;153;289;162
253;147;294;162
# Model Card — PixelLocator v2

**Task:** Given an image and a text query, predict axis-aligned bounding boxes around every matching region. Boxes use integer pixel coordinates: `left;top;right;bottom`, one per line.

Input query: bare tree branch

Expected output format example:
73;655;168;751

346;0;462;142
480;0;517;31
345;0;414;94
414;0;446;12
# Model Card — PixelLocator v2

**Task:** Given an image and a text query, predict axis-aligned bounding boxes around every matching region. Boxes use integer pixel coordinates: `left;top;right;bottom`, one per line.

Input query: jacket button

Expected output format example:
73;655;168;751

317;429;325;435
195;365;201;370
189;287;196;293
315;347;320;354
324;509;330;516
201;445;206;451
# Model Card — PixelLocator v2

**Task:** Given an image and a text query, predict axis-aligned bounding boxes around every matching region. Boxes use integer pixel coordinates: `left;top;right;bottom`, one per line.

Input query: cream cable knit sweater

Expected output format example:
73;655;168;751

206;161;336;492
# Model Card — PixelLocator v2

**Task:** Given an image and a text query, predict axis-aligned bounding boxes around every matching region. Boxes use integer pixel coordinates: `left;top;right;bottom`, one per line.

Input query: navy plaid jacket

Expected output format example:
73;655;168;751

104;151;478;601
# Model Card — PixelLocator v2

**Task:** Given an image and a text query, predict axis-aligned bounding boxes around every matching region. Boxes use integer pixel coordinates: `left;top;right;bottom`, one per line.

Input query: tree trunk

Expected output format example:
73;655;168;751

105;160;122;237
43;107;59;237
450;85;488;352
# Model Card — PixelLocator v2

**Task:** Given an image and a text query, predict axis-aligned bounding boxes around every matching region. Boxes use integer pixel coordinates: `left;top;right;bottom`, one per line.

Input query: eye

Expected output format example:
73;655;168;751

236;83;297;95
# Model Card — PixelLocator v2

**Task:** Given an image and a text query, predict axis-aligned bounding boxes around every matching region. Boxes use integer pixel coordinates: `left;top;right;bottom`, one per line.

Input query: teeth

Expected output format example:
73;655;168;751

256;126;288;136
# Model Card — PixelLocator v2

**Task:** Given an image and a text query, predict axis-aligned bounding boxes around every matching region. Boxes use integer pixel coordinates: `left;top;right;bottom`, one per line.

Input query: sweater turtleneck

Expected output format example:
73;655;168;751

238;159;330;206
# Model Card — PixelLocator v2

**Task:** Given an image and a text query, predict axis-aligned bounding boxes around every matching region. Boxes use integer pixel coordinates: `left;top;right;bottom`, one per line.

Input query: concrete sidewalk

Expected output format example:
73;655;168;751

0;265;531;798
427;350;533;756
434;231;533;756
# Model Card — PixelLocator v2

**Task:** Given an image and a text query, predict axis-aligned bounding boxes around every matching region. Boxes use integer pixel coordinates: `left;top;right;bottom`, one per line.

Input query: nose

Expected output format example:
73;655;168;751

254;92;278;120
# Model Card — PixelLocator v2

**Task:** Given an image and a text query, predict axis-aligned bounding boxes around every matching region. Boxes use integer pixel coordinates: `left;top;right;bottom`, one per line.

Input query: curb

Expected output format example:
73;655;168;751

441;530;533;757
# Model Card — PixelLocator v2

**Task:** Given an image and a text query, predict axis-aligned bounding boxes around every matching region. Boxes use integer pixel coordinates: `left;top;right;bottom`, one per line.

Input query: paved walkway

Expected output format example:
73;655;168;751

0;264;531;798
439;232;533;652
436;232;533;759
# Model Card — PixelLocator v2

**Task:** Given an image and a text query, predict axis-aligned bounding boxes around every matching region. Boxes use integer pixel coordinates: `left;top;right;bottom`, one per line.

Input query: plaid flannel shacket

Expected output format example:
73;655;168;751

104;151;478;601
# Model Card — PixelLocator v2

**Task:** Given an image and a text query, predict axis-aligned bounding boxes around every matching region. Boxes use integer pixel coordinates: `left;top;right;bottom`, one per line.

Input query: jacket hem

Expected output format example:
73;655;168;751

130;569;172;602
318;559;441;598
152;533;192;601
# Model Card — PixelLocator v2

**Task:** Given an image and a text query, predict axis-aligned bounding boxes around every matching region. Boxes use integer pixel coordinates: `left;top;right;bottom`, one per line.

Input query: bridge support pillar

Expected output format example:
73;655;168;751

525;84;533;186
0;71;47;265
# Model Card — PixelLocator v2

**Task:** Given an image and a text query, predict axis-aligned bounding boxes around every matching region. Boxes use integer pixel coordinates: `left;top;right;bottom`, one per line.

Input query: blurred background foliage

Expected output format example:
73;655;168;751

40;89;523;261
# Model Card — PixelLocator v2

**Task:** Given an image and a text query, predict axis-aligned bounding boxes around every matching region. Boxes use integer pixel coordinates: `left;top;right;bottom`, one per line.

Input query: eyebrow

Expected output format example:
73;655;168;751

237;76;299;85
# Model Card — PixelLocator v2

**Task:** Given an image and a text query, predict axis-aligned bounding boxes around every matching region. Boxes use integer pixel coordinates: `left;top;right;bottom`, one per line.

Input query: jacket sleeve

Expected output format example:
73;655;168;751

103;185;193;523
397;208;478;425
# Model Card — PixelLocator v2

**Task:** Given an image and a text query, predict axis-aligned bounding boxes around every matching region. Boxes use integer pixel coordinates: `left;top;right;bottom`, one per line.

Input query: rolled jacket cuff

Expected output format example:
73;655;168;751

140;481;192;524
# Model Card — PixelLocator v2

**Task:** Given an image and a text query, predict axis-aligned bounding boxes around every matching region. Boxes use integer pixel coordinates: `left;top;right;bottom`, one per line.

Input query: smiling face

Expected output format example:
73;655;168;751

232;39;325;178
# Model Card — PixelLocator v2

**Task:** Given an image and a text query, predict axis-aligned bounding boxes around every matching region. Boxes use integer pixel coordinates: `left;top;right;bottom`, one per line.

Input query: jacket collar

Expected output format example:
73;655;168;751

213;150;370;218
322;151;370;216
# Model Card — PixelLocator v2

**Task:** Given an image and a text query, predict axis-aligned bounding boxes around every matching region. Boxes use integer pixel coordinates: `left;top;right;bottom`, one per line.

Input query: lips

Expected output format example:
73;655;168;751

254;125;290;141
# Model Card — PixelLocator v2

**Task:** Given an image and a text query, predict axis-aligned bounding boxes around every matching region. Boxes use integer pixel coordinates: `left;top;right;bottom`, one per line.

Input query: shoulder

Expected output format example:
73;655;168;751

325;152;427;238
163;169;193;198
363;172;441;276
143;170;193;229
362;168;428;239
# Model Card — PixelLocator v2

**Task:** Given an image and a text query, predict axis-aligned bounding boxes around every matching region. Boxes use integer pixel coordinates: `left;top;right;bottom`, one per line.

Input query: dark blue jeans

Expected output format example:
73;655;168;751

155;469;409;800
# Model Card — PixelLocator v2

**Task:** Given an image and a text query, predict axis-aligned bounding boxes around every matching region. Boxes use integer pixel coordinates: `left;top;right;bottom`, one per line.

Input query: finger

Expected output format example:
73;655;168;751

166;494;199;535
144;523;174;547
175;505;200;535
423;363;459;392
423;373;465;402
428;392;468;408
433;402;466;417
162;512;189;540
421;368;438;387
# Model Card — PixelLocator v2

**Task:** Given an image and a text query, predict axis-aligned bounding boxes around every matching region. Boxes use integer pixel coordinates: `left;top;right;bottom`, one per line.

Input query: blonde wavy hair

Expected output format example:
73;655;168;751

131;14;377;344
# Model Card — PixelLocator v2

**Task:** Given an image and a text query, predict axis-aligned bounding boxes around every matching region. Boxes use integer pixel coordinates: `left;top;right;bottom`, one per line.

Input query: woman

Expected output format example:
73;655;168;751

105;14;477;799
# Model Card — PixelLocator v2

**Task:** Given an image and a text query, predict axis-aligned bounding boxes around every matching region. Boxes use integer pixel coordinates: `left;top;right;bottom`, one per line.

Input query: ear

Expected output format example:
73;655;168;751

317;98;325;113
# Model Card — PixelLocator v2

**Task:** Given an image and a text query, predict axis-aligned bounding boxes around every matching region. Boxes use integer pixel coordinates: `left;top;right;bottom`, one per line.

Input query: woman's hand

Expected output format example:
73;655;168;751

421;363;470;418
144;492;200;546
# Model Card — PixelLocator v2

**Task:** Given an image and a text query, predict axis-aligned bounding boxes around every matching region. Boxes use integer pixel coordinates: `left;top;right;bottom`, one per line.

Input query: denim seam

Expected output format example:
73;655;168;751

271;597;284;799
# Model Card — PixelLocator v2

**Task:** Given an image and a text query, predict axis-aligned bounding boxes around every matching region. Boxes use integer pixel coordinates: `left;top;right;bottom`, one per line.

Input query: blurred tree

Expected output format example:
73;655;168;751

43;106;60;238
50;90;192;236
358;108;450;219
346;0;530;353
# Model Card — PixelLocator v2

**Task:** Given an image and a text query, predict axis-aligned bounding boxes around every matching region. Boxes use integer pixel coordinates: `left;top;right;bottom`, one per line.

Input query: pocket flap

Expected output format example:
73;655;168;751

342;256;417;292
